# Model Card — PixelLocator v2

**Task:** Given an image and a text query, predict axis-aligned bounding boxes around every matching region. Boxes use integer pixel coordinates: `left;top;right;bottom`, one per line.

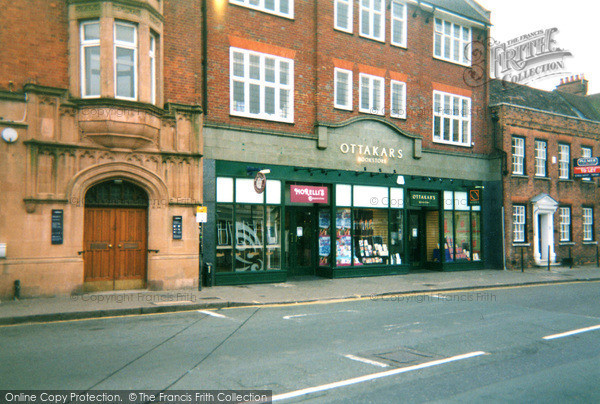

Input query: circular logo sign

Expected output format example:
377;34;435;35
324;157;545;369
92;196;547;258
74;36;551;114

254;172;266;194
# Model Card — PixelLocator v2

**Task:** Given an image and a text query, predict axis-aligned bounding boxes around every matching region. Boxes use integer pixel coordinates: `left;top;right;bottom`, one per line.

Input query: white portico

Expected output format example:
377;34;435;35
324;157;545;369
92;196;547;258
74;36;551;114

531;194;559;266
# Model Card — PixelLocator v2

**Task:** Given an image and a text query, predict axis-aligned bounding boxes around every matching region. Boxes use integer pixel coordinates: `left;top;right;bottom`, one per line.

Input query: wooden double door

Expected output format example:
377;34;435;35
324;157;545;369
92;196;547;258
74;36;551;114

83;207;147;291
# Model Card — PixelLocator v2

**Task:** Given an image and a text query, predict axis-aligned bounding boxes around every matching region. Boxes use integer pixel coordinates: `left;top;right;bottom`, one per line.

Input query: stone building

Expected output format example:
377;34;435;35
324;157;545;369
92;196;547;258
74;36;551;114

490;77;600;269
0;0;203;297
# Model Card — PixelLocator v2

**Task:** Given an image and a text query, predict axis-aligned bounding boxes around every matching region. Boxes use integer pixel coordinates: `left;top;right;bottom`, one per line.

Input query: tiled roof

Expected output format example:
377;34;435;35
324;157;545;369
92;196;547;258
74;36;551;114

422;0;491;25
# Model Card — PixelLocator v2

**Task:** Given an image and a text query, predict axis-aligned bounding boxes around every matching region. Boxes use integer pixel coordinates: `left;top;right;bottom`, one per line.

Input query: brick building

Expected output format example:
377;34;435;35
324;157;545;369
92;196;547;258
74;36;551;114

201;0;503;285
490;77;600;269
0;0;203;297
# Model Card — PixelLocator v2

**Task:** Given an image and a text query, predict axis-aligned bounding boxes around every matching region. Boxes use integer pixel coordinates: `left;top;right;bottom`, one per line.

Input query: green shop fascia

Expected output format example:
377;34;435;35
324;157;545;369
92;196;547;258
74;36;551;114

204;160;485;285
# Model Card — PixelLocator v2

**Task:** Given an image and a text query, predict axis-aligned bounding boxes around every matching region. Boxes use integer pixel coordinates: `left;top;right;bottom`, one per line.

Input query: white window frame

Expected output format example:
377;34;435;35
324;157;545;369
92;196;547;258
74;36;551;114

359;73;384;115
390;0;407;48
583;207;594;241
334;0;353;33
433;17;471;66
149;33;157;105
512;136;525;175
513;205;526;243
80;20;101;98
433;90;471;147
334;68;352;110
582;146;593;181
559;207;571;242
114;21;138;101
558;143;570;180
229;47;294;123
534;140;547;177
390;80;406;119
359;0;385;42
229;0;294;19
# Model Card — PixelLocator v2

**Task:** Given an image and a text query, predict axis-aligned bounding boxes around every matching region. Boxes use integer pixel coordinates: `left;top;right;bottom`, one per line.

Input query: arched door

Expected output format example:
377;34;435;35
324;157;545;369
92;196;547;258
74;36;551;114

83;180;148;291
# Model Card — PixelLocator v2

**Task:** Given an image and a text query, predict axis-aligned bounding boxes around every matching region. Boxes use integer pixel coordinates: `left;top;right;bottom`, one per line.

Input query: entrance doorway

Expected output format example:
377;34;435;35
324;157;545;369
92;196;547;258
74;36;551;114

286;207;316;276
83;180;148;291
408;209;440;269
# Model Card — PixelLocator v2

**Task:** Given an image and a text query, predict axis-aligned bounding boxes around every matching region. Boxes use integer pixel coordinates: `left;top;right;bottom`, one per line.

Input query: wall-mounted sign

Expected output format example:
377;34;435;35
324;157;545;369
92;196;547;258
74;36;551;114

468;189;481;206
196;206;208;223
254;172;266;194
51;209;63;245
409;191;439;208
340;143;403;164
574;157;600;178
290;185;328;204
172;216;183;240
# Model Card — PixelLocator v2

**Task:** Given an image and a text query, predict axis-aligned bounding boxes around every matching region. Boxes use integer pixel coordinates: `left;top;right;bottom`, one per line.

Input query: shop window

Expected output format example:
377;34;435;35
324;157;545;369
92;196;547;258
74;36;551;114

426;211;440;262
235;205;265;271
443;211;455;261
354;209;389;265
389;210;404;265
471;209;481;261
454;211;471;261
217;177;234;203
216;204;234;273
336;184;352;207
353;185;388;208
318;208;331;266
266;206;281;269
441;191;482;262
335;208;352;266
236;178;264;204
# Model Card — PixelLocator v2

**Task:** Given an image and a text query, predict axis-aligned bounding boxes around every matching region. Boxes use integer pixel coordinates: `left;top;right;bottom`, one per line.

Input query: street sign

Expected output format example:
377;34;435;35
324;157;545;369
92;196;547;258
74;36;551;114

196;206;208;223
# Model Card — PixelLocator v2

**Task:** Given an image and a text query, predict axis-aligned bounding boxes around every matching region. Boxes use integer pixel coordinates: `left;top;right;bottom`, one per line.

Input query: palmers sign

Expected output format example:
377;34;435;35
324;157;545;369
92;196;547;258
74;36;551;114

340;143;403;164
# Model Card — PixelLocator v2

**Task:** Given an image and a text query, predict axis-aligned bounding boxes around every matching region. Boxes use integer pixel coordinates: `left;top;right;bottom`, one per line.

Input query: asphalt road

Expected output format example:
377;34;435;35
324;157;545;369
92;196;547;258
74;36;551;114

1;282;599;403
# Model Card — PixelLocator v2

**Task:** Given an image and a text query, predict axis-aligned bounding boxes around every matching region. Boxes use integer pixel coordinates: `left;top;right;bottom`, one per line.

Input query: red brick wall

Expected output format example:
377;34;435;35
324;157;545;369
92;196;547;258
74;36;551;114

163;0;203;105
497;105;600;268
0;0;68;91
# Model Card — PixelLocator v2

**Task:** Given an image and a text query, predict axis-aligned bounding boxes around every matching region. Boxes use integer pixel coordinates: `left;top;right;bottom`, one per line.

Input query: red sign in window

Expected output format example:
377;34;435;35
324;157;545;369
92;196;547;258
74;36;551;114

290;185;328;204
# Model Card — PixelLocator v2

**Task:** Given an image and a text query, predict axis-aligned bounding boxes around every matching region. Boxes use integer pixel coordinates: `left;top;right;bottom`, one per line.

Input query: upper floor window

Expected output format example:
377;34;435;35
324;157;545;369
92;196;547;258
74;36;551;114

433;91;471;147
334;0;353;33
558;143;570;179
114;22;137;100
334;68;352;110
559;206;571;242
360;0;385;42
230;47;294;123
582;146;593;182
390;80;406;119
359;73;384;115
150;33;157;105
80;20;101;98
583;207;594;241
512;136;525;175
513;205;526;243
534;140;547;177
390;1;407;47
230;0;293;19
434;18;471;66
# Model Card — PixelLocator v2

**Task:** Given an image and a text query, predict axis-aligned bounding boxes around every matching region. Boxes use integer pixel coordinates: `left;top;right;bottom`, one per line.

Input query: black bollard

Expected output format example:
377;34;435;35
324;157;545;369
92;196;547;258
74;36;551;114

14;280;21;300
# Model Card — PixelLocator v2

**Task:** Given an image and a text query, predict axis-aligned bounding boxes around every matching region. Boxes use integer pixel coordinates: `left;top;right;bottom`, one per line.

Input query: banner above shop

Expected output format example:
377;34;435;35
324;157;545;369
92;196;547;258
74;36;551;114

409;191;439;208
290;185;329;204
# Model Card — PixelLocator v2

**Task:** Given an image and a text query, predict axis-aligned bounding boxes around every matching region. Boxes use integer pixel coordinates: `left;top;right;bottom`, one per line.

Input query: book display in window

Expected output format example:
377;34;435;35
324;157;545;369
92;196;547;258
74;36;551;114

318;209;331;266
353;209;389;265
336;208;352;266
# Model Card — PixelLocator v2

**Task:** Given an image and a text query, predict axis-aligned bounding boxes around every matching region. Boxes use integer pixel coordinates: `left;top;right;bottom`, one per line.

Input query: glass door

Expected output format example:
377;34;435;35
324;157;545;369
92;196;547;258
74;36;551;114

287;207;316;276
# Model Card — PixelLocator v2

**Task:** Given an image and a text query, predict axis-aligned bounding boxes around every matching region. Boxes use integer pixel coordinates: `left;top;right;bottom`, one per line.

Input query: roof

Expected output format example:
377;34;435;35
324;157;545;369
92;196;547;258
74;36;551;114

489;79;600;122
421;0;491;25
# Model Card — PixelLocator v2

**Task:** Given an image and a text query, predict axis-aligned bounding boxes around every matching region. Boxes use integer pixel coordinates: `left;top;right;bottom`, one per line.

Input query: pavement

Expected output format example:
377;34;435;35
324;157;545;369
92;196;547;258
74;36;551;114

1;265;599;325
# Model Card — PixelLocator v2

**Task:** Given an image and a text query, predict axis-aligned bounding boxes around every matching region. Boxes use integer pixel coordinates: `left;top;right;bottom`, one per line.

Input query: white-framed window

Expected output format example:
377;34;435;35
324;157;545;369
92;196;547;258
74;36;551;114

583;207;594;241
149;33;157;105
433;18;471;66
334;68;352;110
513;205;526;243
80;20;101;98
433;91;471;146
582;146;593;181
359;73;384;115
559;207;571;242
512;137;525;175
559;143;570;179
230;47;294;123
534;140;547;177
334;0;353;33
390;0;407;47
390;80;406;119
229;0;293;19
114;21;137;100
359;0;385;42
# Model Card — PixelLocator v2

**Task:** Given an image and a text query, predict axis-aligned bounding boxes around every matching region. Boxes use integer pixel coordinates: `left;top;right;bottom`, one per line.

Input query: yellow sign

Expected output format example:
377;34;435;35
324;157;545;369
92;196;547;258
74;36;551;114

196;206;208;223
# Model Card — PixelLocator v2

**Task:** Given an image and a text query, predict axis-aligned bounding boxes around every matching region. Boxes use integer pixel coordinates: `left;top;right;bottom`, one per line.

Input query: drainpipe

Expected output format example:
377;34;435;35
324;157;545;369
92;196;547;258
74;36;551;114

491;111;507;270
201;0;208;115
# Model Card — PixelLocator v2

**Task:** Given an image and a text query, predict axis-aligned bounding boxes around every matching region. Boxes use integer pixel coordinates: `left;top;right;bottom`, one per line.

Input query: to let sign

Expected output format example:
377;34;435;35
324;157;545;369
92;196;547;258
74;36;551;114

290;185;328;204
573;157;600;178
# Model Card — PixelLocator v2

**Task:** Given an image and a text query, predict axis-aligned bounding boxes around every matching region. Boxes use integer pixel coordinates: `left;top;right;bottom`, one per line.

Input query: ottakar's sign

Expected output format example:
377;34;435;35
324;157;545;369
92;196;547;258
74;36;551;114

340;143;403;164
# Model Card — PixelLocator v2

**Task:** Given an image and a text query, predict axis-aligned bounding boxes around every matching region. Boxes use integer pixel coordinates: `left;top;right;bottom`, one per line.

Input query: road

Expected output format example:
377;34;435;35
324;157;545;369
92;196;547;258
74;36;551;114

1;282;599;402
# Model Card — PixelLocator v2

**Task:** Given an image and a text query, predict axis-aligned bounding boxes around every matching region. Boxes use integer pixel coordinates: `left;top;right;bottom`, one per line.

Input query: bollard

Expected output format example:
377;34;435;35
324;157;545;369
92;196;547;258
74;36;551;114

14;279;21;300
547;245;551;271
597;244;599;269
521;247;524;273
569;246;573;269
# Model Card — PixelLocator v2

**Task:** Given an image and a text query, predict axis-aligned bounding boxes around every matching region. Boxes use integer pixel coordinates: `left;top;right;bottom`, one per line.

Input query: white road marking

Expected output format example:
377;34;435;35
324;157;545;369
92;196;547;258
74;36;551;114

283;314;308;320
344;354;389;368
283;310;358;320
198;310;228;319
270;351;487;402
543;324;600;340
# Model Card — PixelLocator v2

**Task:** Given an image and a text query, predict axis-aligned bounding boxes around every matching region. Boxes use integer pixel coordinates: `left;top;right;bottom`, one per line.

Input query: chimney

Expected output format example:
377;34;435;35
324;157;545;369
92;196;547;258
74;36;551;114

555;74;589;96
